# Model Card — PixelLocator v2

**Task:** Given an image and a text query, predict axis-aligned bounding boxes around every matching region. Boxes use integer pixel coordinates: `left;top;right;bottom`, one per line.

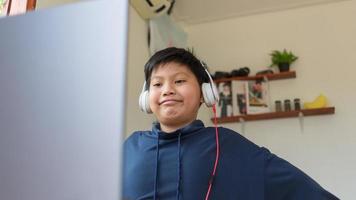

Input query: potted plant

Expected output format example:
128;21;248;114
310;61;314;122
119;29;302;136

269;49;298;72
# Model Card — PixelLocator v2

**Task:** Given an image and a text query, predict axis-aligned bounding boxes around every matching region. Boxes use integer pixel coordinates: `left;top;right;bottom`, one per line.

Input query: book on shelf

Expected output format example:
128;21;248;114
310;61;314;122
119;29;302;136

232;80;247;116
216;81;233;118
246;79;271;114
231;80;271;116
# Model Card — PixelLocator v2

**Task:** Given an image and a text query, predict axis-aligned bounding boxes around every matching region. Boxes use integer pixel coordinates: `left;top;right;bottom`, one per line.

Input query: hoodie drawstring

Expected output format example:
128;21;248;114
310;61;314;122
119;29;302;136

153;134;160;200
176;132;182;200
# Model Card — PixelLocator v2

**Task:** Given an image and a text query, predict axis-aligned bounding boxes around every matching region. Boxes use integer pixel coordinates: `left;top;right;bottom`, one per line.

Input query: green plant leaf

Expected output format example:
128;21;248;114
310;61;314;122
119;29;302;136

269;49;298;67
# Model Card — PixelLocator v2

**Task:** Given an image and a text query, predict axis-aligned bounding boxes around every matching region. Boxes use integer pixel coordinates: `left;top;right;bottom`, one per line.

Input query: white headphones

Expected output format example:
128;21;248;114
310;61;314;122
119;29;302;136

138;65;219;114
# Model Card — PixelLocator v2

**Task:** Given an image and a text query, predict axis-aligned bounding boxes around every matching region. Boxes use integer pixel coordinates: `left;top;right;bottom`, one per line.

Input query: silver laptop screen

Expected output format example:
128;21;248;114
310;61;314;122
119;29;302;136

0;1;128;199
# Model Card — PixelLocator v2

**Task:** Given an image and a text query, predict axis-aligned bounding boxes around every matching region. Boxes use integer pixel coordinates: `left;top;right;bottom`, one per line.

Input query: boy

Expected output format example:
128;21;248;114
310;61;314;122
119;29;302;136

123;47;338;200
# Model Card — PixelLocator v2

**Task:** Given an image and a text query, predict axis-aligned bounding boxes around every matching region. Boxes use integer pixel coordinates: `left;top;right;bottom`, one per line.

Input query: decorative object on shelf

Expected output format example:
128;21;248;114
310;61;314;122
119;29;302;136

275;100;282;112
231;67;250;77
231;79;270;115
284;99;291;111
294;98;301;110
269;49;298;72
213;71;231;80
256;69;274;76
247;80;270;114
213;67;251;80
216;81;233;117
304;94;328;109
232;81;247;115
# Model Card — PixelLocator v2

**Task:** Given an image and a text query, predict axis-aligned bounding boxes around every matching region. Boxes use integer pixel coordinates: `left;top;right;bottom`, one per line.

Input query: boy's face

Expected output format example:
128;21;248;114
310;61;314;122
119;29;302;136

149;62;202;130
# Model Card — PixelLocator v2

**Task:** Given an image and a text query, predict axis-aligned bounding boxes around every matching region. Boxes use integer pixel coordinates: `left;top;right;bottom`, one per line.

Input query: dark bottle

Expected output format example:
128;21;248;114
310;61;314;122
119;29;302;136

294;98;301;110
275;100;282;112
284;99;291;112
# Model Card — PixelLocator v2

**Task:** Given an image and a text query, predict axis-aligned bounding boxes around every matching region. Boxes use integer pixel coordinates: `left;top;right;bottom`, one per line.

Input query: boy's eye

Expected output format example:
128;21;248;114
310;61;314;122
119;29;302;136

152;83;161;87
175;80;186;84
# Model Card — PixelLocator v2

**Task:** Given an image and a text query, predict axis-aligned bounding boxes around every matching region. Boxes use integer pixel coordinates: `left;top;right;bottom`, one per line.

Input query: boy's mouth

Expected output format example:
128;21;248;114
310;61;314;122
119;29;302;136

159;99;183;105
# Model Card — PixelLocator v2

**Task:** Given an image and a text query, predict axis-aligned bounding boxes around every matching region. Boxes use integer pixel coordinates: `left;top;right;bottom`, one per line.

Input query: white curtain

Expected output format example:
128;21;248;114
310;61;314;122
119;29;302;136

149;14;188;55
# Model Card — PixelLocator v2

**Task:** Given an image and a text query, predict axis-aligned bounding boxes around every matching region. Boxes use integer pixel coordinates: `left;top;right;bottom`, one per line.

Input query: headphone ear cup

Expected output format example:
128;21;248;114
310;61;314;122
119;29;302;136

202;83;219;107
139;90;152;114
211;83;219;102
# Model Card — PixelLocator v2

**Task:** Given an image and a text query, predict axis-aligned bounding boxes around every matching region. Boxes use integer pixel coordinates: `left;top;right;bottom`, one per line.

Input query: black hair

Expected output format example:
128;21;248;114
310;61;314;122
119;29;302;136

144;47;209;89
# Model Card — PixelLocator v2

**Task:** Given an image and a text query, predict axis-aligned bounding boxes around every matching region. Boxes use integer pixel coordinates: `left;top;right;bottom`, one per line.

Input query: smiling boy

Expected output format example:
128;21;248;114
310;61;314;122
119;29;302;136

122;47;338;200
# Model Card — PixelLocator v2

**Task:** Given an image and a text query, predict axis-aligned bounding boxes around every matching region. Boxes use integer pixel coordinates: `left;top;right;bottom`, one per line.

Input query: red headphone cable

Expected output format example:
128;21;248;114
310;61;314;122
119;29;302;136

204;104;220;200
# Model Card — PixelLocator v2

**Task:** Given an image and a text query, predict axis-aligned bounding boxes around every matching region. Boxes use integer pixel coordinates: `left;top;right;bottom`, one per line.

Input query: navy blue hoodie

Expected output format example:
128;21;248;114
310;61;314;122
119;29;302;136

123;120;338;200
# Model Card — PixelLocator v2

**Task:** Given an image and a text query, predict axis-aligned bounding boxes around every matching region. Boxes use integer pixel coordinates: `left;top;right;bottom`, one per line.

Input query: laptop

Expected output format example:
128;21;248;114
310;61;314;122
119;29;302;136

0;0;128;199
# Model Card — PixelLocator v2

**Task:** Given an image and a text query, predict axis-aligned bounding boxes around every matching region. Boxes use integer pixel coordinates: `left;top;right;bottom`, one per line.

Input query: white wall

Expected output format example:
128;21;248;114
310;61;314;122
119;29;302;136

185;1;356;199
125;6;154;136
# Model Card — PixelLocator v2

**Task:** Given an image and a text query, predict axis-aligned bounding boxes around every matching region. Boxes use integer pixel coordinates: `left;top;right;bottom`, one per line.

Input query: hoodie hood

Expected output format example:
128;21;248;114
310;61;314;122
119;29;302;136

150;120;205;140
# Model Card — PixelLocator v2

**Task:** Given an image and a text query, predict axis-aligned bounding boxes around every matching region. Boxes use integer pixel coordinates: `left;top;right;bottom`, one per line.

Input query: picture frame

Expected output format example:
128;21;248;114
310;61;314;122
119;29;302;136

232;80;248;116
216;81;233;118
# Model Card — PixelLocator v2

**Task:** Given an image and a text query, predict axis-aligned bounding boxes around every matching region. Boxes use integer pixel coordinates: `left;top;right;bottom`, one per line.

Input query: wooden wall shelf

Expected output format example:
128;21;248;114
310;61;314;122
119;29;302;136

214;71;296;83
212;107;335;123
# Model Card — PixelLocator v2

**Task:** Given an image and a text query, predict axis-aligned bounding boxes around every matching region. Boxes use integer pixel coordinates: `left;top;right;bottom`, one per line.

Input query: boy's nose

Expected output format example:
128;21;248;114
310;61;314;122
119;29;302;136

162;84;176;96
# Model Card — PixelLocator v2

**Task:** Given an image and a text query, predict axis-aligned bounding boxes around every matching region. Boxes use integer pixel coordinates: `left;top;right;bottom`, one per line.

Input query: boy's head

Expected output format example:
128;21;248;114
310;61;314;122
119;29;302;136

140;47;218;132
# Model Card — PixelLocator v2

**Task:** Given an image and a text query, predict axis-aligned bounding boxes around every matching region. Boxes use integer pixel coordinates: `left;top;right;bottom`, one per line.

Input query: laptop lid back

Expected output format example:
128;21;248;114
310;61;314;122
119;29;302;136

0;1;128;199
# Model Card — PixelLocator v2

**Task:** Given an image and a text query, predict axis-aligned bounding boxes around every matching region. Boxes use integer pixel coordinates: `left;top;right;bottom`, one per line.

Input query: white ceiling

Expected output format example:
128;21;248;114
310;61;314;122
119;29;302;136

173;0;348;24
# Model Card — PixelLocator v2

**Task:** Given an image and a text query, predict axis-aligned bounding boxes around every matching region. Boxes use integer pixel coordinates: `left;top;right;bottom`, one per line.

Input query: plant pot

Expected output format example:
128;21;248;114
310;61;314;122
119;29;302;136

278;63;290;72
